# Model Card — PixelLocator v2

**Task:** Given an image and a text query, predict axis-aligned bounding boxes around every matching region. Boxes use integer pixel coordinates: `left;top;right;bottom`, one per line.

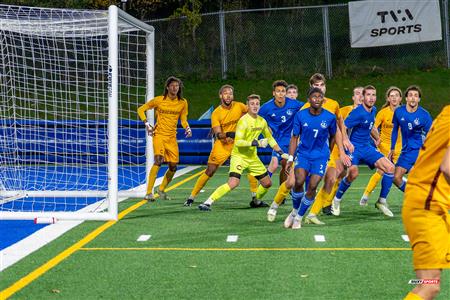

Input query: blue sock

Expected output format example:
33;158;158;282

399;180;406;192
268;171;273;178
335;177;351;199
298;195;314;217
379;173;394;198
291;190;304;210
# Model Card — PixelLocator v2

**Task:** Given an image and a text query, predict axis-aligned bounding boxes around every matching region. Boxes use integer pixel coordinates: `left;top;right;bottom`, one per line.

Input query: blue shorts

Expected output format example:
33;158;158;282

396;149;419;172
348;144;384;169
294;153;327;177
271;144;289;161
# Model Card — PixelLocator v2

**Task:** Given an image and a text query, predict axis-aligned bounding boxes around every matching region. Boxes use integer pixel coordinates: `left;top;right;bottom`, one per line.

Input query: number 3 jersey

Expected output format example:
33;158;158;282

292;108;337;159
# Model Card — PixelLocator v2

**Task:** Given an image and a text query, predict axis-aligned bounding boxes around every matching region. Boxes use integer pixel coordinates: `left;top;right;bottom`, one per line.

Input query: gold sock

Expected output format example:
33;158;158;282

404;292;424;300
159;169;176;192
310;187;330;215
363;172;382;197
146;165;160;194
210;183;232;202
323;180;340;207
273;182;290;205
247;174;258;193
190;172;211;197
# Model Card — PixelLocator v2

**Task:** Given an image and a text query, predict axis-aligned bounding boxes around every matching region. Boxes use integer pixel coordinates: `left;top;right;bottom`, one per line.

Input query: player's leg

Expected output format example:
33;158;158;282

374;156;395;217
254;154;278;202
145;135;165;200
285;166;307;229
332;165;359;216
157;136;180;199
310;163;337;217
267;165;294;222
360;169;384;206
298;172;323;227
250;158;272;208
184;163;219;206
407;269;441;300
393;166;408;191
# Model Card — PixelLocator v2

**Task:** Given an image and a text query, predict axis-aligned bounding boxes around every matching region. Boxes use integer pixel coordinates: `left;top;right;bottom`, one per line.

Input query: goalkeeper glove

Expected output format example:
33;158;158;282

276;150;289;160
225;132;235;139
144;121;154;136
185;126;192;138
251;138;268;148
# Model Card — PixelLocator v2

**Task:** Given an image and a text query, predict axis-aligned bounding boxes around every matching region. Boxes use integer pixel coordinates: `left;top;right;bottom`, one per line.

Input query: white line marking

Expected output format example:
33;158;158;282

137;235;151;242
226;235;239;242
314;235;326;242
402;235;410;242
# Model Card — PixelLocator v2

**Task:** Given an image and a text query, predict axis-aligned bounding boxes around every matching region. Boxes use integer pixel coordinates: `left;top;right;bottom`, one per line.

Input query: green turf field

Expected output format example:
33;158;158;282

1;166;448;299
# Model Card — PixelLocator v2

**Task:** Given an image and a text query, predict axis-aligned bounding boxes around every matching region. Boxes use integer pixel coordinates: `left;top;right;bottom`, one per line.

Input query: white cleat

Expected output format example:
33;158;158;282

331;199;341;216
267;208;277;222
375;202;394;217
305;215;325;225
292;216;302;229
284;212;295;228
359;196;369;206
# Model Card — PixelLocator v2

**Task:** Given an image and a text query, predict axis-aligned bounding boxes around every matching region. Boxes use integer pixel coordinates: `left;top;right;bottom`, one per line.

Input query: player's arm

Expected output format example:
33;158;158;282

441;146;450;184
180;101;192;137
389;111;400;161
370;126;380;146
137;99;156;136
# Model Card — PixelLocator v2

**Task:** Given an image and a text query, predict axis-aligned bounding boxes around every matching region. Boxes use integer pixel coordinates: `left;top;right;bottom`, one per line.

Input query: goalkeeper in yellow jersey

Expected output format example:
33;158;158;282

183;85;260;207
198;94;288;211
402;105;450;300
360;86;402;205
137;76;192;201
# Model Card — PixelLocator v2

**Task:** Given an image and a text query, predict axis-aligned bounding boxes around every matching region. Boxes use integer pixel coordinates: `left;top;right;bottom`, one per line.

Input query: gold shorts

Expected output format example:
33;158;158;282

153;134;179;163
208;140;233;165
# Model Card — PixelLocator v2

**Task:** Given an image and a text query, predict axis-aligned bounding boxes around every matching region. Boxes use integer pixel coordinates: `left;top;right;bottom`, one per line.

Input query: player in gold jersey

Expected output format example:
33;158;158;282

360;86;402;205
304;86;363;225
402;105;450;300
198;94;288;211
137;76;192;201
184;85;259;207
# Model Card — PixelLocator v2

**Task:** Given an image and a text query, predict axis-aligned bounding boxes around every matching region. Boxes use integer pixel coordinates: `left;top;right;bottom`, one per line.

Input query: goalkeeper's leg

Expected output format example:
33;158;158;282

145;155;164;201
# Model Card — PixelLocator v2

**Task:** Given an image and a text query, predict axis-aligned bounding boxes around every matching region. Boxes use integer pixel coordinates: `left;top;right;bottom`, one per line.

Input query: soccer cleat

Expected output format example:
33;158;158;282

331;199;341;216
198;203;211;211
305;215;325;225
284;212;295;228
359;196;369;206
375;201;394;217
322;205;332;215
249;199;269;208
156;189;171;200
292;216;302;229
267;207;277;222
184;198;194;207
144;193;155;202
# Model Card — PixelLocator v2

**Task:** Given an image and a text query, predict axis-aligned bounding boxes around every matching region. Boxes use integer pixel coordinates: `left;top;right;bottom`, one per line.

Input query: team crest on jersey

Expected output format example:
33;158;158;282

414;118;420;125
286;109;293;116
320;121;327;128
303;122;308;127
400;117;405;121
271;113;276;117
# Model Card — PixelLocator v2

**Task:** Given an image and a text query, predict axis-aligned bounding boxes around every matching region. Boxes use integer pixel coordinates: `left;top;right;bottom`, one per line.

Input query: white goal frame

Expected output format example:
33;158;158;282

0;5;154;221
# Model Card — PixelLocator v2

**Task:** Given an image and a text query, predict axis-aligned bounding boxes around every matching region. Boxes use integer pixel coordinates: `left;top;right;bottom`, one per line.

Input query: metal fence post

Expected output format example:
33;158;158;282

219;11;228;79
443;0;450;68
322;6;332;79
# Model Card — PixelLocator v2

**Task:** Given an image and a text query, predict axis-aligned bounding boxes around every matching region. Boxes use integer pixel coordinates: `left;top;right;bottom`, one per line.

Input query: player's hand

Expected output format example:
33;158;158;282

343;138;354;153
285;160;293;175
388;150;395;162
225;137;234;144
340;153;352;167
280;153;289;160
144;121;154;136
258;138;268;148
185;126;192;138
225;132;235;144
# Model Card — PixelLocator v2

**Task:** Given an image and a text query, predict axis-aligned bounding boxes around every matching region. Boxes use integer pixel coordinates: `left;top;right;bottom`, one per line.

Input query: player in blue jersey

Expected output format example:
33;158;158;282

331;85;396;217
388;85;432;193
255;80;304;204
282;87;337;229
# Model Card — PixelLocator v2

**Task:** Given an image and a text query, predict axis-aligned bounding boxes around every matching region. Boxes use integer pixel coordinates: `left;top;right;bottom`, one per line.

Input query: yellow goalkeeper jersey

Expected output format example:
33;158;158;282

302;97;340;118
405;105;450;209
137;95;189;137
211;101;247;133
375;106;402;152
232;113;277;159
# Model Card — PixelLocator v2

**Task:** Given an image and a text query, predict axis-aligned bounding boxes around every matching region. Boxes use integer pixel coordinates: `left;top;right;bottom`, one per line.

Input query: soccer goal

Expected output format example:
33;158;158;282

0;5;154;220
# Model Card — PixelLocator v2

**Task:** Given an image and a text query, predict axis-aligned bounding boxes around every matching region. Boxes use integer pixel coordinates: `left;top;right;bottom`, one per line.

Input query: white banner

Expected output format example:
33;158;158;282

349;0;442;48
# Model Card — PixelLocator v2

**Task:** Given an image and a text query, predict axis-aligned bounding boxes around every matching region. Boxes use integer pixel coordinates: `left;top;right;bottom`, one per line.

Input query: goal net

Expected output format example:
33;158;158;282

0;5;154;220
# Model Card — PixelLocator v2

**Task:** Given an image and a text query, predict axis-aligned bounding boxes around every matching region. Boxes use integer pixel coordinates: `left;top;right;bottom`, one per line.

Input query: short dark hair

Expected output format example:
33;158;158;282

307;87;324;97
272;80;288;91
219;84;234;95
405;85;422;98
363;85;376;95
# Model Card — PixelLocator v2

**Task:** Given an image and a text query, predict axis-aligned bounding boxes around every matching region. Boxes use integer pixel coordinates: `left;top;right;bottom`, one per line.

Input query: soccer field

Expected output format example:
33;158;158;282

1;166;448;299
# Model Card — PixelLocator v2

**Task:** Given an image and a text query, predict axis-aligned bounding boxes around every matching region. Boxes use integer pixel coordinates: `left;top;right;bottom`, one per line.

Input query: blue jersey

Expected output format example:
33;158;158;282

391;105;432;152
292;108;337;159
344;104;376;146
259;97;304;148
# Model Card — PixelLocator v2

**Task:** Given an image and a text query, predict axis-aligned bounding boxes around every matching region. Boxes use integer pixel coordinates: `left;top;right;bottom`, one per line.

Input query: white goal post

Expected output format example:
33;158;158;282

0;5;154;220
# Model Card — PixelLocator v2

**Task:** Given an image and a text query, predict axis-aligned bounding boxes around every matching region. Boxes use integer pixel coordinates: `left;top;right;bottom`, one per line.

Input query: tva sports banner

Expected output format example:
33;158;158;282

349;0;442;48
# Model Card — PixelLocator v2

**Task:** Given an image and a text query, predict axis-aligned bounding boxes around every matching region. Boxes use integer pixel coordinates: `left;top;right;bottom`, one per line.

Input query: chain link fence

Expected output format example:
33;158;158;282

148;1;450;81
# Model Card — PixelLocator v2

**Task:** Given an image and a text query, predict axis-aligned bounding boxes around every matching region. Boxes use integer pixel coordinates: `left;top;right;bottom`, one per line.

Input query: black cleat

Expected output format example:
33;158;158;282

249;200;269;208
184;198;194;207
198;203;211;211
322;205;332;215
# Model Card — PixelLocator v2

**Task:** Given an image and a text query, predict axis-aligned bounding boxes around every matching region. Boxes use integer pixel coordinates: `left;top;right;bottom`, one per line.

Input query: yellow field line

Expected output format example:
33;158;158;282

79;247;411;251
0;169;203;300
